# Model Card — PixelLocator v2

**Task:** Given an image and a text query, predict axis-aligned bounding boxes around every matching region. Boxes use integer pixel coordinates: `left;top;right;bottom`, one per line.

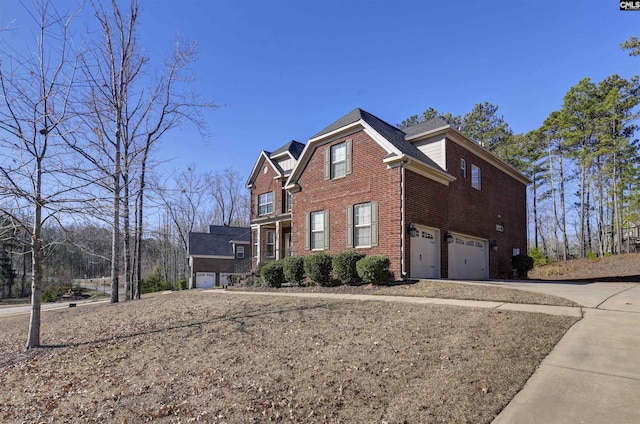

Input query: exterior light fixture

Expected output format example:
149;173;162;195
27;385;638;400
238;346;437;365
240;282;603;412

445;231;454;244
408;223;419;237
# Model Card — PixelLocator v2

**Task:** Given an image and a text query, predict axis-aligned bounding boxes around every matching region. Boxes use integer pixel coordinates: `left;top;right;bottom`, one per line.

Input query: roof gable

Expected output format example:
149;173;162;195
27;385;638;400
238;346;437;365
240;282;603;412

247;140;305;188
288;108;452;189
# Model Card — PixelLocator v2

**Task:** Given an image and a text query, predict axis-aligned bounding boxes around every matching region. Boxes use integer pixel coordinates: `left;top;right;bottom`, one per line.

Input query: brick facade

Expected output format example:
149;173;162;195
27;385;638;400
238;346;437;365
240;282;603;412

405;139;527;279
248;109;529;281
291;130;403;279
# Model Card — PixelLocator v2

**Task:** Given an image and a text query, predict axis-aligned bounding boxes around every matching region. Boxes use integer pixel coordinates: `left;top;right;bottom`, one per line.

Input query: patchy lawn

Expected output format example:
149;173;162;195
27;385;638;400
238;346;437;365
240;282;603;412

229;280;580;307
374;281;580;307
0;290;578;423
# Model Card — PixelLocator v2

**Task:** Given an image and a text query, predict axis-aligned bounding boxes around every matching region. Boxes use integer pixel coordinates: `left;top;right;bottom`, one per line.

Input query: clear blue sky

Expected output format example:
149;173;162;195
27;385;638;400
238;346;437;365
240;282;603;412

2;0;639;180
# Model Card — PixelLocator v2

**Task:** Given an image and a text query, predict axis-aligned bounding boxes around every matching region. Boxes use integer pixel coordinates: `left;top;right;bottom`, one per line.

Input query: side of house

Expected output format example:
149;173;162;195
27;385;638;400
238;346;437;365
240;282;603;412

249;108;529;280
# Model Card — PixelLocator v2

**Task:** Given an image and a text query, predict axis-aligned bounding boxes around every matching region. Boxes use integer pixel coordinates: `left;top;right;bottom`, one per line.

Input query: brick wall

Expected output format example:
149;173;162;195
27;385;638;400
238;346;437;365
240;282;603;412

249;158;286;221
291;130;403;279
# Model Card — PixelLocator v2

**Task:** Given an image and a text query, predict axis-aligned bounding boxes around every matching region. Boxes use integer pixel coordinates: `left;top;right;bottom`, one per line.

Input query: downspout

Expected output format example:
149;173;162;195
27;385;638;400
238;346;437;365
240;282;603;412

401;163;406;278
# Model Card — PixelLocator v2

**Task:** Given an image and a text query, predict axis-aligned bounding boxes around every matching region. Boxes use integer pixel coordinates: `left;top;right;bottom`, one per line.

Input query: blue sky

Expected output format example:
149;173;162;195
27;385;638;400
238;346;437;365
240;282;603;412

2;0;639;180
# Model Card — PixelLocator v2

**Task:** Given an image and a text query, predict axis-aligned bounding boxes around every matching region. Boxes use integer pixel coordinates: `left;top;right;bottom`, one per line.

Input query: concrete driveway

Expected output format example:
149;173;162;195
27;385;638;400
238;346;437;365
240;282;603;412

490;280;640;423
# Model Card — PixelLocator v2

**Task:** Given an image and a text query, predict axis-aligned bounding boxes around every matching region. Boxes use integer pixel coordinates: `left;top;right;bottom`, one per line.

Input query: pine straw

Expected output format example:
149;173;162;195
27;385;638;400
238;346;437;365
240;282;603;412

0;290;578;423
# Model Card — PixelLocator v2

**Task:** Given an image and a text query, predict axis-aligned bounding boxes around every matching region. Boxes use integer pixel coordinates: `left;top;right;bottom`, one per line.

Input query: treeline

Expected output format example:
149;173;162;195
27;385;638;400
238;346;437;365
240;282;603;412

402;71;639;261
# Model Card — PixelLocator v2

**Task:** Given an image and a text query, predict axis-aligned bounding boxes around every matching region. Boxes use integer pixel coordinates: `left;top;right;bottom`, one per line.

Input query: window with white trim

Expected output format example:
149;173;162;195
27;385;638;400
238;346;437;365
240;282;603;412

286;191;292;212
331;143;346;178
236;245;245;259
266;230;275;257
310;211;325;250
346;201;378;248
258;192;274;215
460;158;467;178
471;165;481;190
354;203;372;247
324;140;352;180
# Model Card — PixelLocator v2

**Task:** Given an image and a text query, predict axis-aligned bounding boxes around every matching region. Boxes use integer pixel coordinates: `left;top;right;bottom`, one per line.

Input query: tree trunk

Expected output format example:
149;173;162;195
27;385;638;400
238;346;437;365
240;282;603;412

110;147;121;304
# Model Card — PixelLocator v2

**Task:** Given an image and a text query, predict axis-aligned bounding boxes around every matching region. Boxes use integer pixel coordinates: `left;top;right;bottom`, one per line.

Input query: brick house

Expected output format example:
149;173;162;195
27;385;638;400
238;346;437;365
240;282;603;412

188;225;251;288
249;108;530;280
246;140;305;269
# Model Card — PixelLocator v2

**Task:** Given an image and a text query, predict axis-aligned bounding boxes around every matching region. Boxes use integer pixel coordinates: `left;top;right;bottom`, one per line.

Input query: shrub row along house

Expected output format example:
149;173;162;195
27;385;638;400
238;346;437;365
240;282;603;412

246;108;529;281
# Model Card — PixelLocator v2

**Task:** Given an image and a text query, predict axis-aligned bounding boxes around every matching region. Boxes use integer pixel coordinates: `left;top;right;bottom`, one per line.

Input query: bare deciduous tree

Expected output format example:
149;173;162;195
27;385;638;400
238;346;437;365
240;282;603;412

0;1;85;349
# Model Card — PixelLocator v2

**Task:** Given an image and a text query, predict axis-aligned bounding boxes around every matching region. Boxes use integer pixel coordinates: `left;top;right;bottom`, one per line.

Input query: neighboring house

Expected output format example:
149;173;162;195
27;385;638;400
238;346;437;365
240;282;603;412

246;140;305;270
188;225;251;288
249;108;530;280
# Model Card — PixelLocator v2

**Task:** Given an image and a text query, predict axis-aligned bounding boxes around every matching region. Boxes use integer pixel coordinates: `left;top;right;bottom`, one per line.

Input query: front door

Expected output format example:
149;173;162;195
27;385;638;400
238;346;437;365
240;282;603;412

410;226;440;279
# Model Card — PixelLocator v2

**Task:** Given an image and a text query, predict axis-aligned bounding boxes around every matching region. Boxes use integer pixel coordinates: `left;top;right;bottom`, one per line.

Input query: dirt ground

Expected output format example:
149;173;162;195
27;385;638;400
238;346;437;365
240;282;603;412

530;252;640;281
0;290;578;423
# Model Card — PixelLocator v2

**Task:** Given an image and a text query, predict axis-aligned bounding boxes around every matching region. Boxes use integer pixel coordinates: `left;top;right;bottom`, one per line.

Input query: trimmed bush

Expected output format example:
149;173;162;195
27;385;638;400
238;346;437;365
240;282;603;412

512;254;534;279
283;256;305;286
260;261;286;288
304;253;334;287
332;250;366;285
356;255;390;285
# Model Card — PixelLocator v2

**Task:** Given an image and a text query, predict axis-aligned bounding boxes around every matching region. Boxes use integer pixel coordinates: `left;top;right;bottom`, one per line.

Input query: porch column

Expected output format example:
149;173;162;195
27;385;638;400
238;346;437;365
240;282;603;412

256;225;262;266
275;221;281;260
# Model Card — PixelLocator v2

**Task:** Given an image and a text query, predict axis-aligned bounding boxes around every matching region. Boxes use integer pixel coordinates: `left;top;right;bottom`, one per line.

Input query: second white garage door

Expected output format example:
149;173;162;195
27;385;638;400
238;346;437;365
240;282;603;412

448;234;488;280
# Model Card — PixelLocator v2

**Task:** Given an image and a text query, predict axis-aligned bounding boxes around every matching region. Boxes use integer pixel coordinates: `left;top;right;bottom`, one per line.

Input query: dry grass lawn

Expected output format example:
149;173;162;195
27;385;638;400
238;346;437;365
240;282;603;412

0;290;578;423
374;281;580;307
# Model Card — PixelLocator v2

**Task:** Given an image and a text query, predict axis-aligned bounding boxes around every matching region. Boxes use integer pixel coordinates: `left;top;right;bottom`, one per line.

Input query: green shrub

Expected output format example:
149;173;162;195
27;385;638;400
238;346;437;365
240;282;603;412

304;253;334;286
512;254;535;279
142;266;171;293
586;250;598;262
41;289;57;302
283;256;305;286
356;255;390;285
260;261;286;288
333;250;366;285
176;278;188;290
528;247;550;267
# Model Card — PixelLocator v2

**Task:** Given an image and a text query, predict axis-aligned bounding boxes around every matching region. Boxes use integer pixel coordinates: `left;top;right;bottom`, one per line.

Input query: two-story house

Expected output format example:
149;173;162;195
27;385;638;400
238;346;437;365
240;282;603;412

246;140;305;270
249;108;530;280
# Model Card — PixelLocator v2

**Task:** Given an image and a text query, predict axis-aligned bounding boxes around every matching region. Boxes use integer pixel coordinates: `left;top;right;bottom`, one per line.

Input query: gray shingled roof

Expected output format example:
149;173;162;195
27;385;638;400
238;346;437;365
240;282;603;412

310;108;447;172
270;140;305;160
188;226;250;257
402;117;450;138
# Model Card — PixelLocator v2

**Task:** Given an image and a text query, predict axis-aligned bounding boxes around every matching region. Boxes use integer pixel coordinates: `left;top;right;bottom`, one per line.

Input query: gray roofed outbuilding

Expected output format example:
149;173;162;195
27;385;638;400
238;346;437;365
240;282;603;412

188;226;250;257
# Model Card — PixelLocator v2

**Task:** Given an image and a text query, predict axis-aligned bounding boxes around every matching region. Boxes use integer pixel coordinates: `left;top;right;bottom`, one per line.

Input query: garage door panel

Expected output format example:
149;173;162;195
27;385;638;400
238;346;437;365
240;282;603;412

196;272;216;288
448;235;488;280
410;227;440;279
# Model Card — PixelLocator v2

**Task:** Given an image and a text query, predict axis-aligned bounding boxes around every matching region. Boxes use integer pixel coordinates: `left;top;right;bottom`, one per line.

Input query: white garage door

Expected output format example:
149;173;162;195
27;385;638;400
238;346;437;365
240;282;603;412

448;235;488;280
410;227;440;279
196;272;216;288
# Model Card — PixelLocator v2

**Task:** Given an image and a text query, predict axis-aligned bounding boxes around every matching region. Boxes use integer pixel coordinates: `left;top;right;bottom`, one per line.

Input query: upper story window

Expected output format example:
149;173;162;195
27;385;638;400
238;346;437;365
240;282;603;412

324;139;352;180
258;192;274;215
286;191;292;212
471;165;481;190
236;245;245;259
331;143;346;178
460;158;467;178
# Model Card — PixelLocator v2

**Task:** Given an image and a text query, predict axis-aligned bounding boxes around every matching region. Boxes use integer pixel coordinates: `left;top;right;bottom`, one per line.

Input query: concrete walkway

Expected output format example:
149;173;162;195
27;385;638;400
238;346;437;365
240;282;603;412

209;281;640;424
